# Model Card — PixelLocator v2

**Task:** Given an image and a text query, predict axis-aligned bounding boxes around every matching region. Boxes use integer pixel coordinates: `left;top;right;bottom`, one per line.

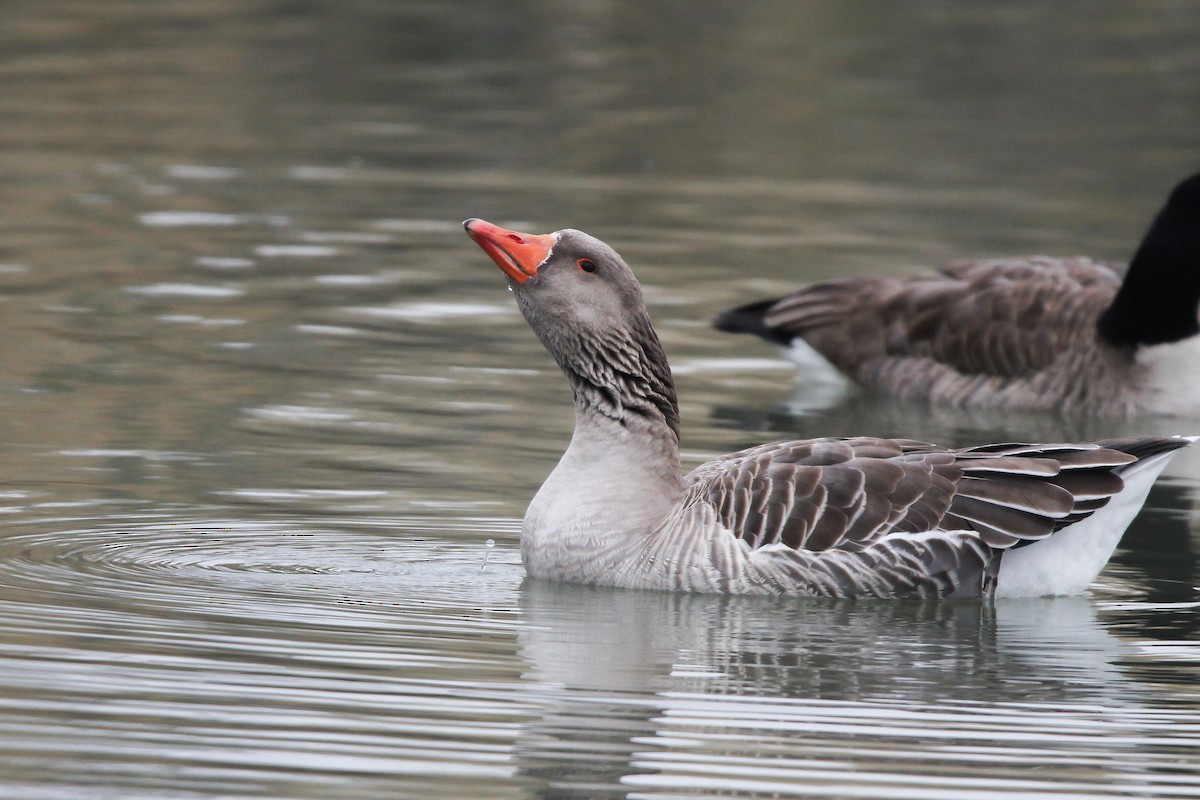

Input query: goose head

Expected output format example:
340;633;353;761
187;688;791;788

464;219;680;440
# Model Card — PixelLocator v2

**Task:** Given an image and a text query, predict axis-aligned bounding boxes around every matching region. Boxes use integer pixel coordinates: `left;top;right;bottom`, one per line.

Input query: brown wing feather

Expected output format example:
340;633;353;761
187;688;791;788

685;438;959;552
683;436;1181;555
762;257;1123;380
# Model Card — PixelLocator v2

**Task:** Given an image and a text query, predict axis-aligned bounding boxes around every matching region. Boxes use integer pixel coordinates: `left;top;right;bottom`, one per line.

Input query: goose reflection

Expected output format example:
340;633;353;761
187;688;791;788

512;582;1143;798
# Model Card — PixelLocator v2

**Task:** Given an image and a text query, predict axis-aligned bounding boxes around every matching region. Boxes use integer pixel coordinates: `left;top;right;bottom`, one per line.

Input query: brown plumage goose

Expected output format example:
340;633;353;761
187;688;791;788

464;218;1191;598
715;173;1200;416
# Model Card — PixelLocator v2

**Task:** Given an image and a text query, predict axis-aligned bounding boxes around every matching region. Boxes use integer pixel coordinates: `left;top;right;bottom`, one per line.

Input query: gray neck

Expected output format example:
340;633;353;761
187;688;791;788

556;313;681;445
521;327;685;584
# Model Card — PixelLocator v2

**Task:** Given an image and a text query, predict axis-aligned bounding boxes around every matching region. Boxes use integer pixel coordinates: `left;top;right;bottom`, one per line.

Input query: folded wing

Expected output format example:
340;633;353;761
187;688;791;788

674;436;1173;597
760;257;1123;380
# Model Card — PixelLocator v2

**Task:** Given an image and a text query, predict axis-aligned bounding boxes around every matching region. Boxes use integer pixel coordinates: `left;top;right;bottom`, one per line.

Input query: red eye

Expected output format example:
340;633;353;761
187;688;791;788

577;258;597;273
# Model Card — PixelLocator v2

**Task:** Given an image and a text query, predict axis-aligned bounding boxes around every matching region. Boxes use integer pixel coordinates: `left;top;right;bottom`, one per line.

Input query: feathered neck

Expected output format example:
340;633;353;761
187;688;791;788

555;308;681;444
1098;182;1200;348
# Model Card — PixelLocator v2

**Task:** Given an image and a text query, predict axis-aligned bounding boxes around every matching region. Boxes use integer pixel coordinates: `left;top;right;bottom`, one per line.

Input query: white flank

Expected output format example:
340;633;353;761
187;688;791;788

781;339;851;413
994;445;1186;597
785;337;841;375
1137;336;1200;416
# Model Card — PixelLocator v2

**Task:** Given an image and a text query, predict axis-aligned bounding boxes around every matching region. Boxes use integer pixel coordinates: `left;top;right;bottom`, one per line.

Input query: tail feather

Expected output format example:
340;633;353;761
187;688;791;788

993;435;1192;597
713;298;792;345
1097;435;1195;470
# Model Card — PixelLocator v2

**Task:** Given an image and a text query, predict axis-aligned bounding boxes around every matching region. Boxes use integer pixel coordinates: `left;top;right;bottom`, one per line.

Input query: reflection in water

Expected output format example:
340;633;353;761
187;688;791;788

515;581;1194;799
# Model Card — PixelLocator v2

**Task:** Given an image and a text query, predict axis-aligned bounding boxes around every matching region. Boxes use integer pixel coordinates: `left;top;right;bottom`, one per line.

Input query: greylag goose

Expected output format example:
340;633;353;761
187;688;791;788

715;173;1200;416
464;218;1191;598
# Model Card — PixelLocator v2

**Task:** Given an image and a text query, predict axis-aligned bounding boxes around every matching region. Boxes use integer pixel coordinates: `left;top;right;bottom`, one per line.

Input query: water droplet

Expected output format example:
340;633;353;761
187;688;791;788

485;538;495;548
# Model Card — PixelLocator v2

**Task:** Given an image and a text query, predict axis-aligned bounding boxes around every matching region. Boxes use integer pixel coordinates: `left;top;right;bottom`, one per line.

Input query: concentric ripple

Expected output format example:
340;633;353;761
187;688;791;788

0;511;523;608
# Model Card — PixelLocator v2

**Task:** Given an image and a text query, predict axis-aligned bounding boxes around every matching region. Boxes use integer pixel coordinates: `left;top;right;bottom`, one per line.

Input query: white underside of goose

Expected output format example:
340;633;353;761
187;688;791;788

784;337;844;378
1136;336;1200;417
993;446;1179;597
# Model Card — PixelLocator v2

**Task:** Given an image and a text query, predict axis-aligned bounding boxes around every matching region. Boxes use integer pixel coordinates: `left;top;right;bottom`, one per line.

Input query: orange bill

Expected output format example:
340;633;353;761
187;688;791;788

463;218;556;284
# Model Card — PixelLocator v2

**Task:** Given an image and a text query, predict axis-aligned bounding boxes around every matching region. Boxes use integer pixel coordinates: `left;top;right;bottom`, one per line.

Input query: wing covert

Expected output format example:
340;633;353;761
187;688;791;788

683;437;1141;555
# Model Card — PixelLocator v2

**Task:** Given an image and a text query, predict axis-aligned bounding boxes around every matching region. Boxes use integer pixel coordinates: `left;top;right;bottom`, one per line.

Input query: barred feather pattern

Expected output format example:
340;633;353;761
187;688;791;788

520;289;681;440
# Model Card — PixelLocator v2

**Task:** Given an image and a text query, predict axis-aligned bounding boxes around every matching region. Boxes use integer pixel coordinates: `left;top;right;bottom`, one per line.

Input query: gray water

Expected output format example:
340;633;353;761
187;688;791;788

1;2;1200;798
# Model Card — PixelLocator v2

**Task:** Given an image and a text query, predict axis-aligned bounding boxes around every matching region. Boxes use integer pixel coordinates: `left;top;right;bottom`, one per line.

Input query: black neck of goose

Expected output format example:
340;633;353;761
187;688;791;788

1097;184;1200;348
558;313;681;444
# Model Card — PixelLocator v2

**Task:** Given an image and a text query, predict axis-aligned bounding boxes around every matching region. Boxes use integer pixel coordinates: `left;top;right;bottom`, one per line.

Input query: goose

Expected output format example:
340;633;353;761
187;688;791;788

714;173;1200;416
464;218;1191;598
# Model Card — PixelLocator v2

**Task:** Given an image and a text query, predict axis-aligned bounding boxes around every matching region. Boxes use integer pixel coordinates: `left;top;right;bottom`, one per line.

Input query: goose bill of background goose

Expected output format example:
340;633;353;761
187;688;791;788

464;218;1192;598
714;173;1200;416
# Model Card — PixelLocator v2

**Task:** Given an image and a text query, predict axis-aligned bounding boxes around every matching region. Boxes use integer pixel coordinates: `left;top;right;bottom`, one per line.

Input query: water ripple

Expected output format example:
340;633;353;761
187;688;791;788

0;513;523;615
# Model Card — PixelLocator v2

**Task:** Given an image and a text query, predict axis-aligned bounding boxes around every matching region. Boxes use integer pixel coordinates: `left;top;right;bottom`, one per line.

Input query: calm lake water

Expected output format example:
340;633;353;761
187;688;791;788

1;2;1199;798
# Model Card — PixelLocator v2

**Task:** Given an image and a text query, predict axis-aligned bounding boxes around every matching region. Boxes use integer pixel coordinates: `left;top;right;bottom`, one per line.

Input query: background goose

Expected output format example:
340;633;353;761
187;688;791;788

715;173;1200;415
464;218;1191;598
